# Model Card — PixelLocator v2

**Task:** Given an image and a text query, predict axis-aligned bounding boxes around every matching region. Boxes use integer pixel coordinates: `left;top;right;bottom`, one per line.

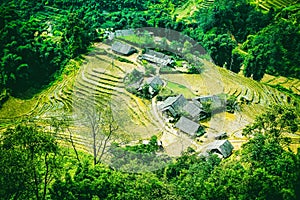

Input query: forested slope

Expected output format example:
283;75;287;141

1;0;299;104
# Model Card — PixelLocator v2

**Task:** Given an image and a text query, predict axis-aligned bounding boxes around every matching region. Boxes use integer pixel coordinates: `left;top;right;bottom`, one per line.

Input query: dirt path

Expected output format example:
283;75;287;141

151;96;202;156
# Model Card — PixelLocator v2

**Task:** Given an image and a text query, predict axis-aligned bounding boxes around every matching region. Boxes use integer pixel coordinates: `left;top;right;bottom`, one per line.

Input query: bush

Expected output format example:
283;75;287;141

159;67;177;74
187;63;203;74
117;56;134;64
145;64;156;76
157;87;175;101
124;69;143;85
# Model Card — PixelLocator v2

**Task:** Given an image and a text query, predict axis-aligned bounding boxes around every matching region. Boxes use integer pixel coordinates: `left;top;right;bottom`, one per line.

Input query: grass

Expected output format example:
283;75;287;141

175;60;185;67
119;34;155;47
166;81;195;98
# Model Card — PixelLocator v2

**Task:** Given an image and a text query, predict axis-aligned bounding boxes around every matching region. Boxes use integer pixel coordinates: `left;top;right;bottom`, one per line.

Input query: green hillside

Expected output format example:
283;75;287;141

0;0;300;199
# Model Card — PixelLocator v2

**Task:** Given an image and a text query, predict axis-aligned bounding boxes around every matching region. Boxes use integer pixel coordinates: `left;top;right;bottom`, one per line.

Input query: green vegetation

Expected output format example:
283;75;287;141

1;105;299;199
1;0;300;199
156;86;176;101
144;64;156;77
117;56;134;64
185;0;300;81
124;69;143;86
1;0;299;104
166;81;194;98
187;63;203;74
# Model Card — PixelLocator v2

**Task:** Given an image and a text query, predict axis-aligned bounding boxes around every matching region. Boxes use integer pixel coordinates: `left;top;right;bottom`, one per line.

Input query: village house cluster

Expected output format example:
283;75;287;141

107;29;234;158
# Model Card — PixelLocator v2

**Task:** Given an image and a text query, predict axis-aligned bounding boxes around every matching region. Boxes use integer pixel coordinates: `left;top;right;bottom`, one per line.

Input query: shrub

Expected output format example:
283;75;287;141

117;56;134;64
145;64;156;76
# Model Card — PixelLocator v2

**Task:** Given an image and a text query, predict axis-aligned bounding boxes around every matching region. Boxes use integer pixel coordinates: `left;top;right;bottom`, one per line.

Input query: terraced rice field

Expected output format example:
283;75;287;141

72;51;159;140
262;74;300;95
174;0;215;21
0;41;299;155
251;0;298;10
162;59;299;140
0;44;160;153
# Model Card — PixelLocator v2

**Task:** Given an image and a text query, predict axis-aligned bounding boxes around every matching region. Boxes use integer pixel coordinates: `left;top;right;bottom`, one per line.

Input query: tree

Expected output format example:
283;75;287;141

202;32;237;68
0;123;62;199
243;20;300;79
229;48;244;73
61;12;91;58
239;105;299;199
76;98;118;165
198;105;300;200
51;161;175;200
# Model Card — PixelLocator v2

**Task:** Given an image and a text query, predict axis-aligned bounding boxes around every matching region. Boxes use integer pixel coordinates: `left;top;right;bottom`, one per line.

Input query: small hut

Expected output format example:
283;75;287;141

175;116;201;137
206;140;233;158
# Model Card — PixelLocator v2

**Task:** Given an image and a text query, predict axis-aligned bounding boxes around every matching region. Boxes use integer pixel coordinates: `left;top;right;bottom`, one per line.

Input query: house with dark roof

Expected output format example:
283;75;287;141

145;76;164;95
159;94;187;117
146;76;164;88
140;50;174;66
182;102;203;120
160;94;206;120
206;140;234;158
111;41;137;56
175;116;202;136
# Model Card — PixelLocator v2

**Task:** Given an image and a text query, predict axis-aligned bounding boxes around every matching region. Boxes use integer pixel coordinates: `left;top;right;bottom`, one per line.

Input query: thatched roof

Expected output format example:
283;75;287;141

111;41;136;55
206;140;233;158
175;116;200;136
141;50;173;66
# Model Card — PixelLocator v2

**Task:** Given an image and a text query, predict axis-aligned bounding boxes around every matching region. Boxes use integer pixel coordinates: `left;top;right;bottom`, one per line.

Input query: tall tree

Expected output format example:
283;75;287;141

75;97;118;165
0;123;62;199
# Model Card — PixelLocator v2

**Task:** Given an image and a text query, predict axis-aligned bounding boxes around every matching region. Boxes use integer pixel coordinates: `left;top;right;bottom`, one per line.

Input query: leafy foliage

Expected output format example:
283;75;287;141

0;123;62;200
0;105;299;199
